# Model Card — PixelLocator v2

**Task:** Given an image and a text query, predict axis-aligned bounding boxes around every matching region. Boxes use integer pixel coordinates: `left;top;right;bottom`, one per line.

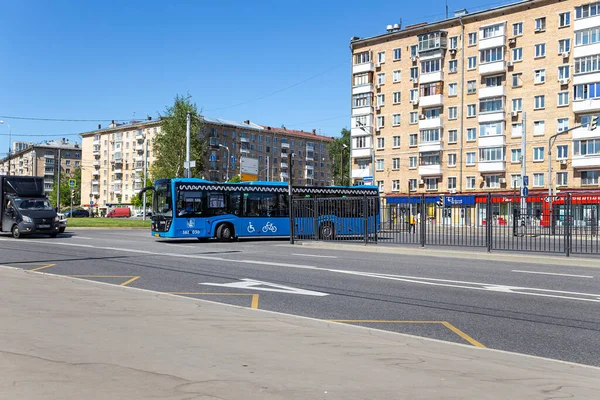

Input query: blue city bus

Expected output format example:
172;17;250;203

141;178;379;241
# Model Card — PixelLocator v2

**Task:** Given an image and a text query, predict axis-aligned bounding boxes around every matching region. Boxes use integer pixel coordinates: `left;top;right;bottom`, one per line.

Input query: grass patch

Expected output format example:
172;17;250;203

67;218;152;228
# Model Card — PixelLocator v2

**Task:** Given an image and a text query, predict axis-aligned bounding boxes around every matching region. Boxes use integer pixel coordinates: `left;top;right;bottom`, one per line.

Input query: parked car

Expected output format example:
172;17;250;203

64;209;89;218
107;207;131;218
57;213;67;233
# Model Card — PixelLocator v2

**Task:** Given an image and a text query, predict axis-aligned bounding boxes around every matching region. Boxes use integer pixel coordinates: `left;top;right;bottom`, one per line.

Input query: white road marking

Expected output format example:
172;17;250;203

512;270;593;278
291;253;338;259
201;278;328;296
71;236;93;240
5;238;600;303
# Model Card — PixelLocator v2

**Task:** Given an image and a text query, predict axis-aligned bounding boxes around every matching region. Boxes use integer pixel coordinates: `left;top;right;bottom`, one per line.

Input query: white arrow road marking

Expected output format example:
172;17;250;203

10;239;600;304
201;279;329;296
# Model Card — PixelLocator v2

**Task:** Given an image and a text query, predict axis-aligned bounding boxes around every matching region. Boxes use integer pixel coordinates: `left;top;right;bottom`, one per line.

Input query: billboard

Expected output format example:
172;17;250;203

240;157;259;181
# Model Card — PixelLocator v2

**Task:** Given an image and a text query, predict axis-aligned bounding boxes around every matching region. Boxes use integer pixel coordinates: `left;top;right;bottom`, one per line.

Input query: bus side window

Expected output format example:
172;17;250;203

277;194;289;217
229;192;241;216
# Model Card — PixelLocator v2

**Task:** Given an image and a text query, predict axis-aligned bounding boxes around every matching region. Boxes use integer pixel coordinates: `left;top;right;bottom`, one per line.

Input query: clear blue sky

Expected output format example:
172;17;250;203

0;0;516;154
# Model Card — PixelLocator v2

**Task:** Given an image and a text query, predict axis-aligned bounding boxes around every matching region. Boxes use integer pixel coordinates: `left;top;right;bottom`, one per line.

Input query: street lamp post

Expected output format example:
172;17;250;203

341;144;348;186
218;144;230;181
0;120;12;175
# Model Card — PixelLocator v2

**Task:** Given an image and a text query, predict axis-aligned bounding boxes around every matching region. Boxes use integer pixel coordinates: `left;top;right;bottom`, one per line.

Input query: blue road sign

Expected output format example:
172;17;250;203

521;187;529;197
89;194;94;198
69;179;76;188
523;175;529;187
90;201;94;206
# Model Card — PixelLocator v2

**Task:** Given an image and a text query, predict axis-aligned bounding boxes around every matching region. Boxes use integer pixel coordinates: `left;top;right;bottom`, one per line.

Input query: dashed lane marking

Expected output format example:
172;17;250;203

30;264;56;271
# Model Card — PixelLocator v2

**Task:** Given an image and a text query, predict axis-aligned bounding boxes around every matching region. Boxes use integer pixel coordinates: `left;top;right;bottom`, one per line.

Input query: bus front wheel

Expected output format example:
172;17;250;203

319;223;335;240
216;223;235;241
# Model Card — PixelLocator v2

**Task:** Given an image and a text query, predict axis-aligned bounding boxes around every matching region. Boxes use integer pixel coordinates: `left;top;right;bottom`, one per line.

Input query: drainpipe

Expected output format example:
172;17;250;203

458;16;465;193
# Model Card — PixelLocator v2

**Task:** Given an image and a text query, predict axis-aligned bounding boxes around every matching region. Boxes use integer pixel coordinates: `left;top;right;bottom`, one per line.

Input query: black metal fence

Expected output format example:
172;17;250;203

293;193;600;257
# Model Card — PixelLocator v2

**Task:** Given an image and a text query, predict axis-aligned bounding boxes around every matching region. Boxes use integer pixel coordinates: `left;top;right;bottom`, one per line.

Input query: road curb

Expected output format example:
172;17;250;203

285;241;600;268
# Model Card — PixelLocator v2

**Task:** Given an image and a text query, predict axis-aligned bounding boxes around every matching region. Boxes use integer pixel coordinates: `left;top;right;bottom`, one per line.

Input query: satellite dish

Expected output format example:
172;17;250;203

393;23;401;30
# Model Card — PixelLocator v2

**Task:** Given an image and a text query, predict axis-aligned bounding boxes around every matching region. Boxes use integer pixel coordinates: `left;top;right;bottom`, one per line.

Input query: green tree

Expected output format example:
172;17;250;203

49;166;81;210
130;176;153;208
152;94;206;179
326;128;351;186
228;175;241;183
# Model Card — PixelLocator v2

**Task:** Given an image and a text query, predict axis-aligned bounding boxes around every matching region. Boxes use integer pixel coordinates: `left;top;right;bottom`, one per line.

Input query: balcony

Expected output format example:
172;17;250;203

572;126;600;140
305;154;314;161
134;176;142;183
575;14;600;34
351;168;371;179
281;152;290;159
573;99;600;114
113;180;122;185
478;35;505;51
240;137;250;143
135;163;144;171
352;84;373;95
114;168;122;174
479;86;505;99
113;159;123;165
135;143;144;152
44;170;54;176
281;143;290;149
352;62;373;75
419;94;443;107
352;148;371;158
419;117;442;130
93;137;100;144
91;188;100;196
418;141;443;152
280;162;288;169
572;155;600;169
479;61;506;75
306;144;314;152
135;132;144;141
419;71;443;84
478;111;505;123
352;105;373;116
93;161;100;167
280;171;289;179
92;149;100;156
241;147;250;154
418;164;442;176
92;170;100;177
351;127;371;136
478;135;506;147
44;178;54;184
45;154;54;159
114;189;122;195
478;161;506;173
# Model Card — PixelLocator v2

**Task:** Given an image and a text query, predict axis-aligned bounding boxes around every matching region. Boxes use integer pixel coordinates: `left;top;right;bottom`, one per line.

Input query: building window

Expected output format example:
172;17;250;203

354;51;371;64
376;159;384;171
449;36;458;49
467;128;477;141
534;95;545;109
392;180;400;191
410;67;419;79
466;176;476;189
355;136;367;148
533;44;546;60
420;58;441;74
392;158;400;170
393;91;401;104
511;174;522;189
512;73;522;88
420;128;441;143
479;147;504;162
448;60;458;73
409;134;418;147
448;130;457;143
448;82;457;96
467;56;477;69
377;94;385;106
533;147;545;162
466;152;476;165
377;180;384;192
409;179;417;191
535;17;546;32
575;54;600;74
480;47;503;63
448;153;457;167
557;172;568;186
393;136;401;148
467;104;476;117
534;69;546;84
377;51;385;64
466;80;477;94
393;70;401;82
468;32;477;45
393;48;401;60
581;170;599;185
557;118;569;132
377;137;385;149
410;112;418;124
558;39;571;53
557;145;568;159
512;22;523;36
448;106;457;120
410;45;418;57
534;120;545;135
512;47;523;62
575;27;600;46
559;12;571;27
533;173;545;187
485;175;500;189
480;121;503;137
512;98;523;112
576;3;600;19
393;113;401;126
447;177;457;190
574;139;600;155
574;82;600;100
426;178;438;191
511;149;522;163
479;97;503;113
353;73;369;86
409;88;418;103
376;116;384;128
557;66;570;82
352;93;371;107
409;156;417;169
377;73;385;85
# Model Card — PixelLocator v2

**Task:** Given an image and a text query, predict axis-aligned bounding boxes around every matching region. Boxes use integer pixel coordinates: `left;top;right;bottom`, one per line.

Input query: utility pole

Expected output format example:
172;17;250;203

56;149;61;211
288;152;294;244
520;112;527;231
185;112;191;178
143;137;148;221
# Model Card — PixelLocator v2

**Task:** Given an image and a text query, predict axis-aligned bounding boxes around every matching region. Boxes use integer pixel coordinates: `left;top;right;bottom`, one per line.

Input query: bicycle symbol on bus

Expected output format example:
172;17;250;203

247;221;277;233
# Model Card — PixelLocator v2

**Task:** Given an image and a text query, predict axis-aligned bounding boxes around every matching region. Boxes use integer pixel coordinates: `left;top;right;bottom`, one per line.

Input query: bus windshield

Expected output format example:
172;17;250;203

154;182;173;217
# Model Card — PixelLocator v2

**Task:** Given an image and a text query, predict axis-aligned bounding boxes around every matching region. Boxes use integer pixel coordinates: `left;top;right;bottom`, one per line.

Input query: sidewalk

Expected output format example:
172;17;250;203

1;267;599;400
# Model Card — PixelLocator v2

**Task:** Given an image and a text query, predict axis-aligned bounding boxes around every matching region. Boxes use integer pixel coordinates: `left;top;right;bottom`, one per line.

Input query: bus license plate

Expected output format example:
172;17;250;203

183;230;200;235
38;224;50;229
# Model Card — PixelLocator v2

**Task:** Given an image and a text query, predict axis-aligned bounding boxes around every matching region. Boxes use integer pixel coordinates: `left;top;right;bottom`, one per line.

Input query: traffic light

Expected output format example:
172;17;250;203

71;189;75;200
591;115;599;131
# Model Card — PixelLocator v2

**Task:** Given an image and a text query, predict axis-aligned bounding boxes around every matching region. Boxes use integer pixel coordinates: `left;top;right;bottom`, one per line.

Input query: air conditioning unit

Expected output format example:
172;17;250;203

419;114;426;120
375;129;381;135
449;189;457;194
534;27;543;32
559;78;570;85
511;111;519;117
508;38;516;44
507;61;514;67
499;178;507;184
561;51;570;58
560;159;567;165
375;106;381;111
410;99;419;105
411;56;417;62
449;48;457;54
376;62;381;68
410;77;418;83
419;179;425;184
376;83;381;89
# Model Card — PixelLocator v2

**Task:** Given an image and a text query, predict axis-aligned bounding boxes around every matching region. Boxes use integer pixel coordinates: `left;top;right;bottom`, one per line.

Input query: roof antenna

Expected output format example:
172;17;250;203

446;1;449;19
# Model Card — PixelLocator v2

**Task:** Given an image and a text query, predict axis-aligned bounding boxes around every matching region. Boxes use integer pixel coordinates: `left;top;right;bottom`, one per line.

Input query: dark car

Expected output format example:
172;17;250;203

64;209;90;218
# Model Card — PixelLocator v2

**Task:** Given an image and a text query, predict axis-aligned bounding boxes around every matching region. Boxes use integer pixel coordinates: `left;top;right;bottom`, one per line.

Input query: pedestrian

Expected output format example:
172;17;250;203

409;214;416;233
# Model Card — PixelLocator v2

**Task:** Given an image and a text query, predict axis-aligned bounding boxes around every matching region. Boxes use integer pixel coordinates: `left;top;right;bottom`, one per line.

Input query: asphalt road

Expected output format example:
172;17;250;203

1;228;599;366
